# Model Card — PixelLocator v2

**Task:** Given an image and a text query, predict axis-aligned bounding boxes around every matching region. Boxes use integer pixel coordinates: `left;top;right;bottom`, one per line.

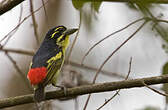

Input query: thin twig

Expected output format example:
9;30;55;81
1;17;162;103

83;20;148;110
66;11;82;64
97;90;120;110
29;0;40;45
67;61;126;79
143;81;168;97
0;74;168;108
126;57;132;79
2;4;23;46
0;0;49;43
41;0;49;27
81;18;145;65
138;4;168;43
5;52;32;91
81;17;168;65
93;20;146;89
0;48;35;56
97;57;132;110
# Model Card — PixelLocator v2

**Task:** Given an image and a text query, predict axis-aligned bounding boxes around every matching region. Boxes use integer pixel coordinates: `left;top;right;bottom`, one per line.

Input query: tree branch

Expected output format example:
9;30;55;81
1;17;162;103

0;0;25;15
0;74;168;108
29;0;40;45
0;48;35;56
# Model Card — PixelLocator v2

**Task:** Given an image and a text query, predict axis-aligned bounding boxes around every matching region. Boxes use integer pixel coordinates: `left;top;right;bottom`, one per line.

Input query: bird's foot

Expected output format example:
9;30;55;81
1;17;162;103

54;85;67;96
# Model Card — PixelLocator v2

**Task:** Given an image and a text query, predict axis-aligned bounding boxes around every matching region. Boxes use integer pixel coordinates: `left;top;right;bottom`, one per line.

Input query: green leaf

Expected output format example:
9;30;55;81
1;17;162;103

138;106;160;110
72;1;102;32
127;2;139;10
72;0;102;12
162;62;168;75
72;0;87;10
91;2;102;13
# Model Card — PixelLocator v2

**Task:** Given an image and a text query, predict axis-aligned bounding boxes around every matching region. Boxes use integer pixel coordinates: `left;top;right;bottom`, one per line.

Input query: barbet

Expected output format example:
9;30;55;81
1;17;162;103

27;25;78;102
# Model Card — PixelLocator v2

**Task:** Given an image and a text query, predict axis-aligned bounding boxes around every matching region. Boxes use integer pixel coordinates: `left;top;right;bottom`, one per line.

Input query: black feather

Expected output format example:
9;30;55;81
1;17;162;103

34;85;45;102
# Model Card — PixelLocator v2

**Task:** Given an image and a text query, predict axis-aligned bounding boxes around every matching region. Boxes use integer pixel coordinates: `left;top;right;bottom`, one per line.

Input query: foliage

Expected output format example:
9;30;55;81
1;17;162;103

72;0;102;31
72;0;102;12
127;0;168;53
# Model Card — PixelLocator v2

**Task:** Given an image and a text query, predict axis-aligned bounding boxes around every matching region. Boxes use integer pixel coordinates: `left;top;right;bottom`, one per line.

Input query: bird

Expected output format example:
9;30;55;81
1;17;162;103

27;25;78;102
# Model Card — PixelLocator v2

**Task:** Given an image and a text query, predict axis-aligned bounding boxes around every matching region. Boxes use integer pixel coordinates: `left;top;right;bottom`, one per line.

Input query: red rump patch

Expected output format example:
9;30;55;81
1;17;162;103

27;67;47;85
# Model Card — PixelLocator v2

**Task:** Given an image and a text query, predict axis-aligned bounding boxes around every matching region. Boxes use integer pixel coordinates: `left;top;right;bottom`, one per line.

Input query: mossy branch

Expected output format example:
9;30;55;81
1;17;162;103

0;74;168;108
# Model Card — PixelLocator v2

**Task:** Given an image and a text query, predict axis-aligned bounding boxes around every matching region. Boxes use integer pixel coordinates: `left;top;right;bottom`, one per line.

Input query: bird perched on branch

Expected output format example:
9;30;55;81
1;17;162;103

27;25;78;102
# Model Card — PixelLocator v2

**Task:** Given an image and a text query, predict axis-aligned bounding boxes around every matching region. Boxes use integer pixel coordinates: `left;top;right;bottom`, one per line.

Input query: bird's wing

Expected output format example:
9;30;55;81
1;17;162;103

42;51;64;87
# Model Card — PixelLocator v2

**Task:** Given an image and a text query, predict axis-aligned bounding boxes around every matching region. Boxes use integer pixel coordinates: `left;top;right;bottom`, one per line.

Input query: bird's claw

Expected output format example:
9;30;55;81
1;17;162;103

55;85;67;96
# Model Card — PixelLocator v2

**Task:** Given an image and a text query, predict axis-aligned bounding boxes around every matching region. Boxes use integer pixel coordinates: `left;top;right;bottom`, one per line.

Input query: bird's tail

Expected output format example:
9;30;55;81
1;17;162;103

34;86;45;102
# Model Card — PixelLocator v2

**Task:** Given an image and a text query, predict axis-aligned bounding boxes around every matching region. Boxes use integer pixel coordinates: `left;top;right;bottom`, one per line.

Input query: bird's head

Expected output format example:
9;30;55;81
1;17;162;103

45;25;78;48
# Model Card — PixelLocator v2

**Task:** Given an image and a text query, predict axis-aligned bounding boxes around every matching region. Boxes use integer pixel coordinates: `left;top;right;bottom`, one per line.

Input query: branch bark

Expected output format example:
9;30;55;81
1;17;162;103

0;48;35;56
0;74;168;108
0;0;25;15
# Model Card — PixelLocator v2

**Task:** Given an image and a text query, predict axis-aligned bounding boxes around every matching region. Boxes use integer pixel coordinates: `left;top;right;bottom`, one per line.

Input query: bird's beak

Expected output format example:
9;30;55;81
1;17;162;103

64;28;78;36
